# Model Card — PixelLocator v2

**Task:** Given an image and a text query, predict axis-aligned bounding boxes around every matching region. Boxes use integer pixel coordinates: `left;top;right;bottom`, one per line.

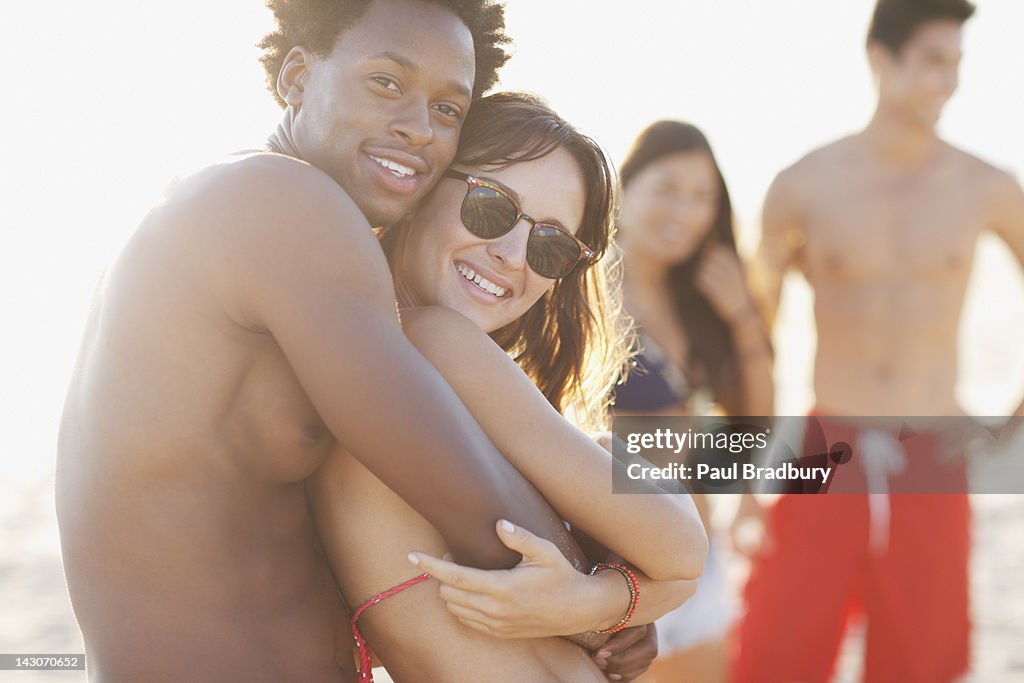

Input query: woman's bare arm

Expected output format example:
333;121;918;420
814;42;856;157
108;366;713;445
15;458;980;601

400;306;708;581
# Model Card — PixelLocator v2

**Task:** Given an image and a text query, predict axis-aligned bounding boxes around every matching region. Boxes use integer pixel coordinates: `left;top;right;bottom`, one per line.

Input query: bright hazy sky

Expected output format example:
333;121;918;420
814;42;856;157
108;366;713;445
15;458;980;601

2;1;1023;479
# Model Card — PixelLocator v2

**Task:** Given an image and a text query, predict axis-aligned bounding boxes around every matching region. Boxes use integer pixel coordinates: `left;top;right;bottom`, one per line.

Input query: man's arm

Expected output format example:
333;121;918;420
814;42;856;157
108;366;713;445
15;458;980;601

751;166;807;331
189;155;578;568
988;168;1024;419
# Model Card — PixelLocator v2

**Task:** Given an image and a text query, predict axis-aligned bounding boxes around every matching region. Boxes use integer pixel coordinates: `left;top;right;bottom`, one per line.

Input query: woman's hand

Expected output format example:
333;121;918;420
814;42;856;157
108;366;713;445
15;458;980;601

695;243;756;324
408;520;603;639
409;518;698;643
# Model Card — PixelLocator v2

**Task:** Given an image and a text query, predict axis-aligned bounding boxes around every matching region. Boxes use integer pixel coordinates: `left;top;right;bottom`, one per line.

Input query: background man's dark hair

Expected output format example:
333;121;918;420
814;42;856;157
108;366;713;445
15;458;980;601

259;0;510;107
867;0;976;53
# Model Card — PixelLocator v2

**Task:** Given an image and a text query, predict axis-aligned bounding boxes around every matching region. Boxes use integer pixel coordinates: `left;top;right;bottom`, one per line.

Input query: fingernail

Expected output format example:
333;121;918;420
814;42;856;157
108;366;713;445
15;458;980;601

407;553;420;566
609;675;622;681
442;552;453;561
500;519;516;533
597;650;612;659
595;659;607;668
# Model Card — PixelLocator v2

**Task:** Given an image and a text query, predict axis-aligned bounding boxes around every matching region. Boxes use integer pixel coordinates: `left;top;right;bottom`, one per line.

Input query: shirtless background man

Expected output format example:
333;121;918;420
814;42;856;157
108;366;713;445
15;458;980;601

55;1;593;681
734;0;1024;681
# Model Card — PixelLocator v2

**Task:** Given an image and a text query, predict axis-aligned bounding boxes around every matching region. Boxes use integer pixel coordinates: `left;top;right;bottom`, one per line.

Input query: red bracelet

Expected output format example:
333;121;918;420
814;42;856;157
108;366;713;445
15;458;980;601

589;562;640;634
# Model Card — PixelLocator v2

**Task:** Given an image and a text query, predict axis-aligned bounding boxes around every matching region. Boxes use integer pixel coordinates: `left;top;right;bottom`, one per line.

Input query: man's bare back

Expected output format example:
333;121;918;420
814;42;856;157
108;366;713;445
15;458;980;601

757;133;1024;415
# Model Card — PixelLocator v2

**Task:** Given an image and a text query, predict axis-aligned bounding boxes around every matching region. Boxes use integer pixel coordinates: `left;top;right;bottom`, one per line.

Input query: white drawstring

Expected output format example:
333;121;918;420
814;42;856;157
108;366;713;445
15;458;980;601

856;429;907;555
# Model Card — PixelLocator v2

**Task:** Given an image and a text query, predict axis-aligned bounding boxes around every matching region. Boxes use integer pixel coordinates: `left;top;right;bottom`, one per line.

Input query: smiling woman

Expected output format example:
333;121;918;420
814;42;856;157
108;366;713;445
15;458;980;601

395;149;586;330
383;91;627;427
309;91;706;683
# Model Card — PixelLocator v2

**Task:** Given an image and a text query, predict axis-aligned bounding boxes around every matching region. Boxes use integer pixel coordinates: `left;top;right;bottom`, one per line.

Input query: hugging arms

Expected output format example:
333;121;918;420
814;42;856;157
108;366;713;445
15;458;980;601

308;92;708;682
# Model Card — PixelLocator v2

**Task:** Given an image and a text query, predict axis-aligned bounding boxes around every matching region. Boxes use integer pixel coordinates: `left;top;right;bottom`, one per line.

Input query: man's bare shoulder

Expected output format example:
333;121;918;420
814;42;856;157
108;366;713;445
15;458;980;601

940;146;1024;243
140;151;391;330
759;137;863;260
155;150;384;285
765;136;855;202
160;151;367;235
937;142;1020;191
781;135;862;183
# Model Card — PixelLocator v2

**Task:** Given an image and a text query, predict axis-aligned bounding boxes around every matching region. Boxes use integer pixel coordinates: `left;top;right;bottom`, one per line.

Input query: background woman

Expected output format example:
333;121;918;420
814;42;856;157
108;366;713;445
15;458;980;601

613;121;774;683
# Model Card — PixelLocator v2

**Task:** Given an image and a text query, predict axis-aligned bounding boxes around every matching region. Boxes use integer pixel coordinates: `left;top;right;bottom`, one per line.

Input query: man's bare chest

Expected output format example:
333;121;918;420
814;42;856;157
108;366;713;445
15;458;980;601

219;341;335;483
800;179;985;281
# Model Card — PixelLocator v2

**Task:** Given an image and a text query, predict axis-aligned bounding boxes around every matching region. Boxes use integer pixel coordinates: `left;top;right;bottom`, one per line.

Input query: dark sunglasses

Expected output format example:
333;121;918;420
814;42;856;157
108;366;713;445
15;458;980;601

443;169;596;279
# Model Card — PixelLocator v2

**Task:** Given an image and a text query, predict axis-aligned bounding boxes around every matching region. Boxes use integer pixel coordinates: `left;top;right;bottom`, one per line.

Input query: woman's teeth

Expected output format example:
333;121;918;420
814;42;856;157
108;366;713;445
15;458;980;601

369;155;416;178
456;263;507;297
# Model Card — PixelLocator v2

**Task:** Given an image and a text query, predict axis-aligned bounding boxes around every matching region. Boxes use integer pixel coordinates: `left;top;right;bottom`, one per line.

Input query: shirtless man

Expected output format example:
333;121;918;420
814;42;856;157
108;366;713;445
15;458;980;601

735;1;1024;681
55;1;591;681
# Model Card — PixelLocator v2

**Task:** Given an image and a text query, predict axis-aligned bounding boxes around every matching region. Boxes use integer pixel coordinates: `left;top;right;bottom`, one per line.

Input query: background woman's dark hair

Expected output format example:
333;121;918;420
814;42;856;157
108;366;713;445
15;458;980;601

620;120;752;415
382;92;632;432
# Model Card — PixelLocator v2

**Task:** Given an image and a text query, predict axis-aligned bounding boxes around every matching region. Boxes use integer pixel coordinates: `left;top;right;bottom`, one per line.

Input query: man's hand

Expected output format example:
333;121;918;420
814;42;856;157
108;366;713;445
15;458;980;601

937;416;1000;462
592;623;658;682
408;520;600;639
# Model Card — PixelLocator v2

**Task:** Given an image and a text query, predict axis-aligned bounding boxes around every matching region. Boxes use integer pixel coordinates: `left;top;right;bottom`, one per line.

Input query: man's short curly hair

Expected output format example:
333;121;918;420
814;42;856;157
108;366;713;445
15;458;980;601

258;0;510;107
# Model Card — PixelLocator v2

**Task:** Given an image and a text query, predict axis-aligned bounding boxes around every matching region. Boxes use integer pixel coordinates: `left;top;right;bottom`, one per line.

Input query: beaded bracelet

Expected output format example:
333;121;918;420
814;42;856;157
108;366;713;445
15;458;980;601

589;562;640;634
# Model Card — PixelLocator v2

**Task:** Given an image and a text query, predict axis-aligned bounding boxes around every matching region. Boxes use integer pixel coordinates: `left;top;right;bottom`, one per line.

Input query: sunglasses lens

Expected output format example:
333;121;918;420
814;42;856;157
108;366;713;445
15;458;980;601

527;224;583;279
462;186;518;238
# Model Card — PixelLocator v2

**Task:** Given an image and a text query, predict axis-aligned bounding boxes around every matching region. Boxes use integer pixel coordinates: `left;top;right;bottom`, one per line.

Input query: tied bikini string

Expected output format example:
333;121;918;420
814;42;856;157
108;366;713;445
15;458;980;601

350;573;432;682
